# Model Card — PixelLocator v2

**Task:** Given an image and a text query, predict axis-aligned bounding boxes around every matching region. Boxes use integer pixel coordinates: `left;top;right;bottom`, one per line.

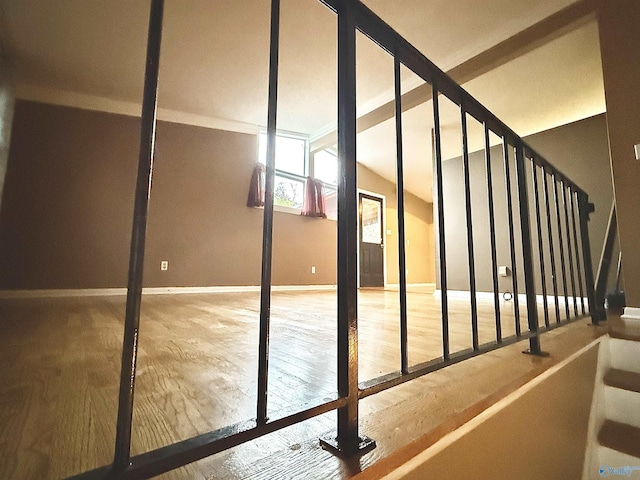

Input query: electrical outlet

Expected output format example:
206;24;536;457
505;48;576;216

311;266;316;274
161;260;168;271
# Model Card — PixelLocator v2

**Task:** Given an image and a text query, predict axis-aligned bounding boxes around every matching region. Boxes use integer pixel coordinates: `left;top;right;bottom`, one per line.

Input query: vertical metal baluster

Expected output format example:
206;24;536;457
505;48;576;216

432;84;449;360
569;189;586;314
542;167;560;324
460;106;478;350
502;139;521;337
595;202;618;321
578;192;597;324
616;251;622;290
484;124;501;342
515;145;542;355
561;182;578;317
553;175;570;320
531;162;549;328
256;0;281;425
321;0;375;456
113;0;164;470
394;57;409;374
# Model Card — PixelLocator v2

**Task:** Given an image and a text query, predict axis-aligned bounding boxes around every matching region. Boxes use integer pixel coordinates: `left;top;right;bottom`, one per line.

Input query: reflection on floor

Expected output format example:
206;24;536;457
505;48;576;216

0;289;604;479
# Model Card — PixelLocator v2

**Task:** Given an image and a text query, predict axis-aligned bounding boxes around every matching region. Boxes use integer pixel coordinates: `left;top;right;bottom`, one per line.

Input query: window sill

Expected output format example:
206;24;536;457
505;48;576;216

252;204;336;221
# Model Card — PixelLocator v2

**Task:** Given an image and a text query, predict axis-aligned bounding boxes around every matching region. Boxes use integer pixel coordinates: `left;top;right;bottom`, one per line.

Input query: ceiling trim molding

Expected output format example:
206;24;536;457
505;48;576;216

15;83;261;135
310;0;598;153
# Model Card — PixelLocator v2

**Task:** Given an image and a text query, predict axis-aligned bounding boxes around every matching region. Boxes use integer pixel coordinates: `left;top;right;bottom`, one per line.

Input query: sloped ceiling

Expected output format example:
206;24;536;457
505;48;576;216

0;0;605;201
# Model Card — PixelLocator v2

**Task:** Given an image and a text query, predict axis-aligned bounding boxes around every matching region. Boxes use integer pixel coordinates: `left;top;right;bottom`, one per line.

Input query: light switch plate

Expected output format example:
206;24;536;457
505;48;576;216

634;143;640;160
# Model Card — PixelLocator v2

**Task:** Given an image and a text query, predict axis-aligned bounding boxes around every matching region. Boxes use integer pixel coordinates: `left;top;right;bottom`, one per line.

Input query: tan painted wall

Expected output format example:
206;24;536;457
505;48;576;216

439;115;612;294
357;163;435;285
598;1;640;306
398;342;599;480
0;100;434;290
0;100;338;289
0;59;14;206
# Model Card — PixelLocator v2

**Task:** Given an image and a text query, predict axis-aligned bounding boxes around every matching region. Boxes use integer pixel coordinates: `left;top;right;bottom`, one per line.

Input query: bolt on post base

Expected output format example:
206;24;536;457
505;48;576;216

320;434;376;459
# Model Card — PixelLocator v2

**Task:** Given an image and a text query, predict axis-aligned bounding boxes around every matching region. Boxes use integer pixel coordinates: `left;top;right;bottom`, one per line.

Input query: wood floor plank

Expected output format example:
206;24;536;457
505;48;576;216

0;289;598;479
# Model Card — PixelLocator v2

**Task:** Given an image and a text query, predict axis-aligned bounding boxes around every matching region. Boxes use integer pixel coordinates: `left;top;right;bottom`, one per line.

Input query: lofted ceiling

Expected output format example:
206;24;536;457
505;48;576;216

0;0;605;202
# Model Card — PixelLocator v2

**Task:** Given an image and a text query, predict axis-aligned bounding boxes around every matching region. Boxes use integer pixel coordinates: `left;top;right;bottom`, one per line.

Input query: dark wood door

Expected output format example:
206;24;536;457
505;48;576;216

359;193;384;287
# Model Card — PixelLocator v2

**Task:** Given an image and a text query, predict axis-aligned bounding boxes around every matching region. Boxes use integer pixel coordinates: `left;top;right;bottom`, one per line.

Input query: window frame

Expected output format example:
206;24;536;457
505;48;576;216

257;131;337;221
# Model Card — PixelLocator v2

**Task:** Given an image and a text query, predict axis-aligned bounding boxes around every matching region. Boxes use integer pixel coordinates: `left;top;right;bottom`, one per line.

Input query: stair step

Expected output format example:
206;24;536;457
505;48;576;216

610;321;640;342
604;369;640;394
598;420;640;458
609;338;640;374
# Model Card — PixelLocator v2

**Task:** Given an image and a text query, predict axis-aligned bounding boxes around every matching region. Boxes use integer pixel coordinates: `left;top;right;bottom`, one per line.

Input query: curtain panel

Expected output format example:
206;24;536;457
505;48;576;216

247;163;265;207
301;177;327;218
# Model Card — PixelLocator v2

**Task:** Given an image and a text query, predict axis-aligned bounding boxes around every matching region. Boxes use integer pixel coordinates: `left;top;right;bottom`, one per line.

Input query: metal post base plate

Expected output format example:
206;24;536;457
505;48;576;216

319;434;376;459
522;349;550;357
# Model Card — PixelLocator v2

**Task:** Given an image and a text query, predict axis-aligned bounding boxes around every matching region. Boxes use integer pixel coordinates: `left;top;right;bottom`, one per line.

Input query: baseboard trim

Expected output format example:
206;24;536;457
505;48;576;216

622;306;640;320
0;284;337;299
384;283;436;291
433;289;589;306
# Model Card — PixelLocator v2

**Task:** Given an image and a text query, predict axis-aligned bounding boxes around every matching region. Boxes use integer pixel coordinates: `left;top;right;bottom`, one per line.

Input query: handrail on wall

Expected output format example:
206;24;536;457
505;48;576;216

594;201;623;318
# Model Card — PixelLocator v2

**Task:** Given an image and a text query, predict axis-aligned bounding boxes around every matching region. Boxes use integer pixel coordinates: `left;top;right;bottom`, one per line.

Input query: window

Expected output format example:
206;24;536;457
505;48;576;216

257;133;338;220
314;149;338;220
313;149;338;186
258;133;307;209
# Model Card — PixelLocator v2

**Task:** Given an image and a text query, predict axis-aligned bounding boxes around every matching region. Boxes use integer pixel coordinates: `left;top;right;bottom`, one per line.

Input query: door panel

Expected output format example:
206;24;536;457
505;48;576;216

359;193;384;287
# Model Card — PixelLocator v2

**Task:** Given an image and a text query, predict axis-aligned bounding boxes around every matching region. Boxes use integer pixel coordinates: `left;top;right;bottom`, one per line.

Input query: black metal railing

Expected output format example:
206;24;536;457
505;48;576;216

69;0;598;478
594;201;623;318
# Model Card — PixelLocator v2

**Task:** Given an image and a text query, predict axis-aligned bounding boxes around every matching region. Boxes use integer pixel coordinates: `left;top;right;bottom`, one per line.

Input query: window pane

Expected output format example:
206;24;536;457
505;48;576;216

274;175;304;209
361;197;382;244
314;149;337;186
259;133;306;177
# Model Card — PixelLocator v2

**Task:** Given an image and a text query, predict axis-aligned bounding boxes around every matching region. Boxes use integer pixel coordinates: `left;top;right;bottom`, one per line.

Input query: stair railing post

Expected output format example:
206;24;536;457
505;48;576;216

320;0;375;457
113;0;164;471
578;191;598;324
515;144;544;355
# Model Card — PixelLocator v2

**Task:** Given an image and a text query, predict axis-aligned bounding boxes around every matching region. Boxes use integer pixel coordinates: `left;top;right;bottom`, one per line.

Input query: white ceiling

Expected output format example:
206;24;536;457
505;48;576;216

0;0;606;202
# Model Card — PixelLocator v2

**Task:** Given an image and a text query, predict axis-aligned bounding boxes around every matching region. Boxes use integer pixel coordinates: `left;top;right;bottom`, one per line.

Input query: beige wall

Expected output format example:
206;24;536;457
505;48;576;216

0;100;337;289
598;1;640;306
398;342;599;480
358;163;435;285
439;114;612;294
0;100;435;290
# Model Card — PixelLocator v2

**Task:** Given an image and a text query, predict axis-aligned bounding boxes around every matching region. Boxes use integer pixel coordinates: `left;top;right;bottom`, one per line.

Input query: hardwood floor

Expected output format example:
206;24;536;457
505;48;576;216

0;289;597;479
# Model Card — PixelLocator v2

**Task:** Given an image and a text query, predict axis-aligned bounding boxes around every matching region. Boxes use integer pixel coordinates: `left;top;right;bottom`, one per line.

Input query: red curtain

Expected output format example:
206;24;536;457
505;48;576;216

301;177;327;218
246;163;265;207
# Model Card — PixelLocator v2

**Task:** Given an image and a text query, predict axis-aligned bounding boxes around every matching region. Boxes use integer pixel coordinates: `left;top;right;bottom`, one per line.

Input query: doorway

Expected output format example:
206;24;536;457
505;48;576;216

359;192;385;287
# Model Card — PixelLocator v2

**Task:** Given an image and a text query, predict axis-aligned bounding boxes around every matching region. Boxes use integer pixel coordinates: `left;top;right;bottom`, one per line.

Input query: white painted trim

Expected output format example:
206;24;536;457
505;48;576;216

384;283;436;291
433;289;497;300
15;83;260;135
382;338;603;480
622;307;640;320
433;289;589;306
0;288;128;298
0;284;337;299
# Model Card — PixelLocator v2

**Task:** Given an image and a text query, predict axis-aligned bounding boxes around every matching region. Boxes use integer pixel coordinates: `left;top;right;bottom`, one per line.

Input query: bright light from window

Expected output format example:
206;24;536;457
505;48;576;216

258;133;306;177
314;149;338;186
